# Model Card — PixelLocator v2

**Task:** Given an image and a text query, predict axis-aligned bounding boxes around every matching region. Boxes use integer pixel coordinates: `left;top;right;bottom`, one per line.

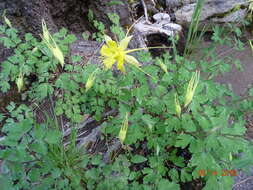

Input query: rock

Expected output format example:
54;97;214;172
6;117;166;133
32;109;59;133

211;9;247;23
133;17;182;49
20;0;58;35
88;0;131;28
70;39;101;65
163;23;182;31
165;0;182;8
233;168;253;190
1;0;58;36
1;0;93;35
153;13;171;22
174;0;248;24
0;0;21;16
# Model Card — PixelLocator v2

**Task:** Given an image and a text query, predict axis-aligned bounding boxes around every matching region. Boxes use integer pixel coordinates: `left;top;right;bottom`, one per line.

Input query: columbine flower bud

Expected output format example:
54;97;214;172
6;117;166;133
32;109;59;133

159;61;168;74
229;152;233;161
51;42;65;67
3;11;12;28
16;73;24;92
41;20;65;67
184;70;200;107
85;70;97;92
118;113;129;144
249;40;253;52
42;19;50;42
174;93;181;118
32;47;38;53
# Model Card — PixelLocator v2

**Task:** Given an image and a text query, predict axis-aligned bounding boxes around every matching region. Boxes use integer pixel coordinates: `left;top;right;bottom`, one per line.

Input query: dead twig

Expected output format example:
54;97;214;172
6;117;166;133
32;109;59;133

140;0;151;24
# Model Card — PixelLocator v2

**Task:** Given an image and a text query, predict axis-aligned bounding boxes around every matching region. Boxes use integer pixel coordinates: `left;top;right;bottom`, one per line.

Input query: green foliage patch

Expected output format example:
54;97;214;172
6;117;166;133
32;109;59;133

0;9;253;190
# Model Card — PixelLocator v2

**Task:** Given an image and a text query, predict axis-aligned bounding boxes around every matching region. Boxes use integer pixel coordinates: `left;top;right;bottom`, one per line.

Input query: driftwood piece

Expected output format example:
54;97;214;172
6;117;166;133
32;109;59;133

132;14;182;48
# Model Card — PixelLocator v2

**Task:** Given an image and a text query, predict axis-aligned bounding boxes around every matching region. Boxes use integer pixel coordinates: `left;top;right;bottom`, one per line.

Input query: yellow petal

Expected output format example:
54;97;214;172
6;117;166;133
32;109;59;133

100;45;111;57
119;35;133;50
103;57;116;69
117;58;125;73
124;55;140;67
107;40;118;49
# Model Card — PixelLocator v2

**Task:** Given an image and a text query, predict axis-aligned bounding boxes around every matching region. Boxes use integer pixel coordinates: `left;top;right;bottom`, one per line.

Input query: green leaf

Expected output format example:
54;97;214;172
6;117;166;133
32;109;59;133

34;124;47;139
168;168;179;182
158;179;180;190
1;36;16;48
180;168;192;182
57;28;68;37
45;130;61;144
28;168;41;182
232;157;253;169
64;34;77;44
0;175;14;190
175;134;194;148
182;115;196;132
25;33;34;41
106;0;124;6
30;142;47;155
91;155;102;165
36;83;54;100
0;81;10;92
141;115;156;131
131;155;147;164
72;55;82;63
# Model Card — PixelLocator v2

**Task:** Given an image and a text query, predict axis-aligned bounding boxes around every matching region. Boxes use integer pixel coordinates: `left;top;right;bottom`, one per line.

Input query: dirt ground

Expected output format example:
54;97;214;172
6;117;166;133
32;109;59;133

214;45;253;190
215;45;253;96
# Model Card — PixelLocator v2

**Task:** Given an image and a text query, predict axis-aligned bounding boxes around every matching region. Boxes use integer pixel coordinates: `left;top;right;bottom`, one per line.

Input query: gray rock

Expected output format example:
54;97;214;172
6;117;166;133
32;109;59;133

165;0;196;9
174;0;248;24
211;9;247;23
233;168;253;190
165;0;181;8
70;39;101;65
153;13;171;22
0;0;21;16
132;17;182;49
88;0;131;28
20;0;58;35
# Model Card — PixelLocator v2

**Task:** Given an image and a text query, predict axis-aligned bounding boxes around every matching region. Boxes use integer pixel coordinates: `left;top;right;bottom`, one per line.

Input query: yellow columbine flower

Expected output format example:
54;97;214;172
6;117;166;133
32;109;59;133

100;20;170;74
174;93;181;118
41;20;65;67
184;70;200;107
100;34;140;73
16;73;24;92
118;113;129;144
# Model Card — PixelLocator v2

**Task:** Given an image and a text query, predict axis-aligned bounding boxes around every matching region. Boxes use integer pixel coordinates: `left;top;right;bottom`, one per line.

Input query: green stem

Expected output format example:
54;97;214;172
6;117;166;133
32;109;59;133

125;46;171;54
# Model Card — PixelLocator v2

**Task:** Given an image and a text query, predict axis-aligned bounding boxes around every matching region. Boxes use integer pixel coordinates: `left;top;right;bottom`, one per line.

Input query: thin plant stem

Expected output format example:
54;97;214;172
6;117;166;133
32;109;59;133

184;0;206;56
